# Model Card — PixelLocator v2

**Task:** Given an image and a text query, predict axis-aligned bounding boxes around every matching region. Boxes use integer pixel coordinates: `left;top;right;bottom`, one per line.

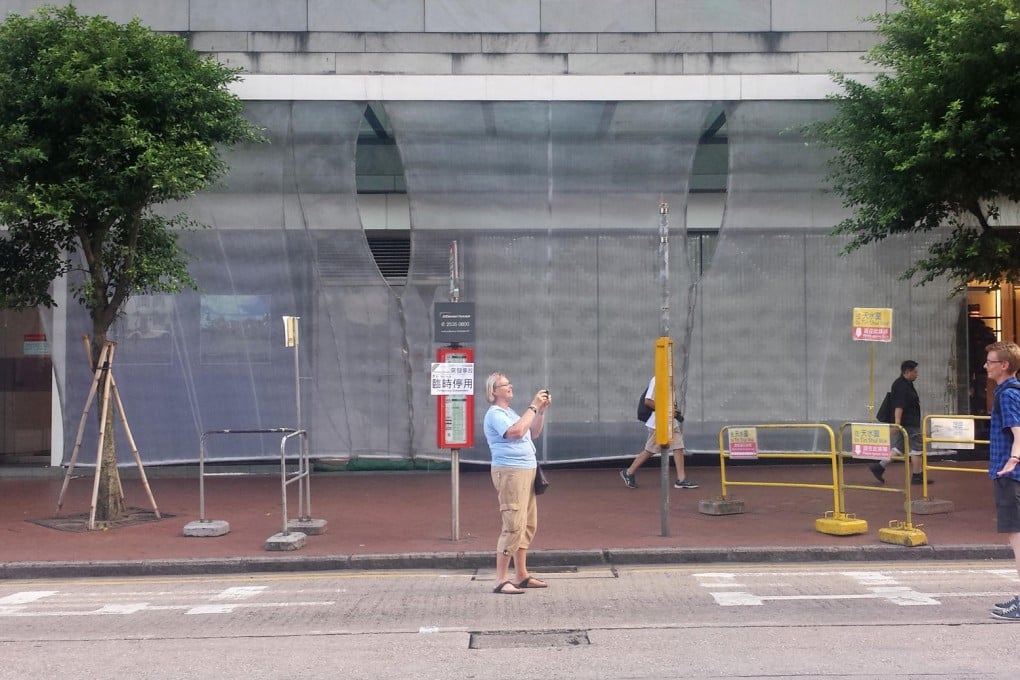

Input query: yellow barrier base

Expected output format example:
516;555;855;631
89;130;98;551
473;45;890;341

878;522;928;547
814;512;868;536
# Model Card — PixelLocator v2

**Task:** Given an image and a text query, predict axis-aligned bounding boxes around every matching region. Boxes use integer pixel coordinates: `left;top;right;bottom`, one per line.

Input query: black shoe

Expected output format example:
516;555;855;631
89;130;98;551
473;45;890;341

619;469;637;489
911;473;932;485
868;462;885;484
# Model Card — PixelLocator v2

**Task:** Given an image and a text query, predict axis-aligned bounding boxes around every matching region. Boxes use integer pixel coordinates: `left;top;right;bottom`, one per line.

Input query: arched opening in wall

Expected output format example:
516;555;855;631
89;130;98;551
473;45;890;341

356;102;410;287
688;103;727;233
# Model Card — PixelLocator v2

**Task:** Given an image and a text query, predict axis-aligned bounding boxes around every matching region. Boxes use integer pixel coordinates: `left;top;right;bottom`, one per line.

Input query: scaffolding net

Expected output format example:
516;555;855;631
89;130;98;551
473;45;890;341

43;100;960;466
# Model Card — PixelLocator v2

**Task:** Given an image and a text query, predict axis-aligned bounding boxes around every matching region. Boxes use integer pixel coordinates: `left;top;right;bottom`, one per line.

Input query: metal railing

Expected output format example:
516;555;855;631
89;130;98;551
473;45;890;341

921;413;989;480
196;427;311;536
709;420;844;530
713;423;842;519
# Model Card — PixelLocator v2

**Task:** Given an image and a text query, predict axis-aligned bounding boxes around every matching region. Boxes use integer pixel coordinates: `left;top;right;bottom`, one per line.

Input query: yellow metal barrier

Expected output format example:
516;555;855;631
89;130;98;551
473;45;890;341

837;422;926;546
700;423;867;536
914;413;990;512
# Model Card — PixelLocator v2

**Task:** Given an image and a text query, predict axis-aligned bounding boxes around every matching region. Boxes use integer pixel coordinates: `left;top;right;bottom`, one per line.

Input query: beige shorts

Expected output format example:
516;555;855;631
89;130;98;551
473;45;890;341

490;466;538;555
643;425;685;453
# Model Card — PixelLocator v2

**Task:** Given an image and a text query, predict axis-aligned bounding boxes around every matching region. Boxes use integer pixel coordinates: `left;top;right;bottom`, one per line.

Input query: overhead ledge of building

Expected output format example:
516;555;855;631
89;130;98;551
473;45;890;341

231;73;878;102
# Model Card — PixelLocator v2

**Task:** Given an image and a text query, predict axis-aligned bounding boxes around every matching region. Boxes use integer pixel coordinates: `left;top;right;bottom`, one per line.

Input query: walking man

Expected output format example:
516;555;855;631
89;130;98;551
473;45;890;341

984;341;1020;622
619;376;697;490
870;360;927;485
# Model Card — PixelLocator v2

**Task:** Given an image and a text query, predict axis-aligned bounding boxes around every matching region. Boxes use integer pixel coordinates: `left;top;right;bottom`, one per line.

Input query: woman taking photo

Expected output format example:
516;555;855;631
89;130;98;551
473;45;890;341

483;372;551;595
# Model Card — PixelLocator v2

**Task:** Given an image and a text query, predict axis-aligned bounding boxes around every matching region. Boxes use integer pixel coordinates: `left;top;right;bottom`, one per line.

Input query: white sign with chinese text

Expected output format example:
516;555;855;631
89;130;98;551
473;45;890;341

929;417;975;451
430;362;475;395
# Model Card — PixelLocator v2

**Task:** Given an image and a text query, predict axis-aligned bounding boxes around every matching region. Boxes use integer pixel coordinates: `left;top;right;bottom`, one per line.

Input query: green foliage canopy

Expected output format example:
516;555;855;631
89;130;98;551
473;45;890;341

813;0;1020;286
0;5;262;331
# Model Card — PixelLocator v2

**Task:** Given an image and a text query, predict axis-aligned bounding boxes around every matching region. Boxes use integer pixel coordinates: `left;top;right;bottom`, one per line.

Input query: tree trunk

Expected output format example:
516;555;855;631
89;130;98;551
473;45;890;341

93;334;125;523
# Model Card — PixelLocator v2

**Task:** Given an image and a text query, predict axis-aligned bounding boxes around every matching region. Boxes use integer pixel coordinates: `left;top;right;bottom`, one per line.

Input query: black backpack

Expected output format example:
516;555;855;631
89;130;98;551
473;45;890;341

637;390;684;423
876;392;893;423
637;390;653;421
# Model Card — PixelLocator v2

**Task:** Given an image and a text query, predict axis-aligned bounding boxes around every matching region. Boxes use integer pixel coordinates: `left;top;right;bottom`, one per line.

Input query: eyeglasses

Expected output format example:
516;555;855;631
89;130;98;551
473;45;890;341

985;359;1007;366
493;382;512;390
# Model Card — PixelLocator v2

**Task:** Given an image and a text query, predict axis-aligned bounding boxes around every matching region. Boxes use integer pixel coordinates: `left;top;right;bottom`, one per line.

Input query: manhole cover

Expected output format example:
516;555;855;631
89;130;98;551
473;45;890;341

469;630;590;649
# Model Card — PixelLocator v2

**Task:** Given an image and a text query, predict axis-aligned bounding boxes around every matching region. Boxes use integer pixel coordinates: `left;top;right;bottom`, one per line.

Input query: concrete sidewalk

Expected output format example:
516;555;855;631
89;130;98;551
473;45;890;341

0;460;1010;579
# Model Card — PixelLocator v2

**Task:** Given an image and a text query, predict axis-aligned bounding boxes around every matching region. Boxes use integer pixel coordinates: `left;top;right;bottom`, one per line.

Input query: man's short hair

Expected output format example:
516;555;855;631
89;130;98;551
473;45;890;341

986;341;1020;374
901;360;918;373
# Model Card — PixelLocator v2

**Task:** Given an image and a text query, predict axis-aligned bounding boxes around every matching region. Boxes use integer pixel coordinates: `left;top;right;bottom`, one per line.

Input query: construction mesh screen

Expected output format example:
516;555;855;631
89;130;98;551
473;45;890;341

46;100;961;466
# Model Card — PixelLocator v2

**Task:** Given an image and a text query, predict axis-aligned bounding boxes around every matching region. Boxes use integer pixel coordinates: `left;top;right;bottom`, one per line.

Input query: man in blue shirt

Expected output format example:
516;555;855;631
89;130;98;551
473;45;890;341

984;342;1020;621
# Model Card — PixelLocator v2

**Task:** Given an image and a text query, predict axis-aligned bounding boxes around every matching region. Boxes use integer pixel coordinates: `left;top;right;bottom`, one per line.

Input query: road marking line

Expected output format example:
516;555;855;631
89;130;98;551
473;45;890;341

0;591;57;604
711;592;763;606
187;605;235;614
843;571;900;586
96;603;150;614
0;601;335;617
185;601;333;615
695;574;745;588
211;586;266;600
710;590;941;606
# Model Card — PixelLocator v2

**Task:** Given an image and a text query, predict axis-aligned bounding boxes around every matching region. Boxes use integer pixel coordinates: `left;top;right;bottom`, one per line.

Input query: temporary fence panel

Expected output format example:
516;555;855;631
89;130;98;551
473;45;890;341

42;100;962;466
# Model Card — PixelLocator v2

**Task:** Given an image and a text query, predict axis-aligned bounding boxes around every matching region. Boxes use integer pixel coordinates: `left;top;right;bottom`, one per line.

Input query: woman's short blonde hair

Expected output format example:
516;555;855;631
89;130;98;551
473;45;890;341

485;371;506;403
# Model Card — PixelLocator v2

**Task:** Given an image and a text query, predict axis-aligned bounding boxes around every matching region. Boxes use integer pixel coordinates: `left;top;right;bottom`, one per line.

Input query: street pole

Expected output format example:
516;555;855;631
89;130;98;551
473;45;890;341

659;199;671;537
450;241;460;541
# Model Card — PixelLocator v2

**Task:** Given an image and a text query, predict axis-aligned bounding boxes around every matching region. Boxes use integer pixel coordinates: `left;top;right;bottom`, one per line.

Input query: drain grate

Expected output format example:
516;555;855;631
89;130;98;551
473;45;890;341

469;630;591;649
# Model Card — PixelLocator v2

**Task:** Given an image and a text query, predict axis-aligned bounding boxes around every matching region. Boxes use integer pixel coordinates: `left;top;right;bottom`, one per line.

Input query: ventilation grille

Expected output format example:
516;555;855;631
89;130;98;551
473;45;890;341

315;231;451;287
314;235;384;286
366;232;410;286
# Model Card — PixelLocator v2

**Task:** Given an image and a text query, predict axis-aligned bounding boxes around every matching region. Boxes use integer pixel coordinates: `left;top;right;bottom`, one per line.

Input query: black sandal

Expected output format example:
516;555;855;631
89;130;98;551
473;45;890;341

493;580;524;595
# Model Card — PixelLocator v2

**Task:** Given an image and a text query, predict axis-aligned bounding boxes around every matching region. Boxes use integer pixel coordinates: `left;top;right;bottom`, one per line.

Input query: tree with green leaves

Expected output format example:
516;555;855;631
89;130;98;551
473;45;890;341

0;5;262;521
812;0;1020;287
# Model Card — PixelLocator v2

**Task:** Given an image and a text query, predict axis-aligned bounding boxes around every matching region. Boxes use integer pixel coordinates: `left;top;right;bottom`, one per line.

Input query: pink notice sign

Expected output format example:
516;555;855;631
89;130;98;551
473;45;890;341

728;427;759;459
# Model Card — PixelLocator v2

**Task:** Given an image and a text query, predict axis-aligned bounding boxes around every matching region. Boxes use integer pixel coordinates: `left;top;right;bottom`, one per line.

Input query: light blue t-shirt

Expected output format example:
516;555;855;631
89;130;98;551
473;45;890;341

483;405;536;468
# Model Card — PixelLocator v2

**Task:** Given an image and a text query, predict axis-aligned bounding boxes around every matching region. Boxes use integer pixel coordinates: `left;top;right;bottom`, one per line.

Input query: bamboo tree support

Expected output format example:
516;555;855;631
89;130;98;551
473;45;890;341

54;336;161;530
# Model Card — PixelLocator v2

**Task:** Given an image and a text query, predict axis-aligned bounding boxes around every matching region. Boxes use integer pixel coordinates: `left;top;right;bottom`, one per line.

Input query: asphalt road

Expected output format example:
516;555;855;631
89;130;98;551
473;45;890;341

1;560;1016;679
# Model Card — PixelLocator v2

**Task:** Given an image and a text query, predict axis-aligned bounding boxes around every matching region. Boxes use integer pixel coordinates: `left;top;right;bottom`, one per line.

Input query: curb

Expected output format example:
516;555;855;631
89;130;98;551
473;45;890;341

0;544;1012;580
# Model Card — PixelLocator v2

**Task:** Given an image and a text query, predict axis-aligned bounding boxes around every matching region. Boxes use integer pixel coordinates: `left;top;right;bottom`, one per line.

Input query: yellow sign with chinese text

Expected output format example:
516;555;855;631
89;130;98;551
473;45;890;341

852;307;893;342
728;427;759;459
850;423;892;460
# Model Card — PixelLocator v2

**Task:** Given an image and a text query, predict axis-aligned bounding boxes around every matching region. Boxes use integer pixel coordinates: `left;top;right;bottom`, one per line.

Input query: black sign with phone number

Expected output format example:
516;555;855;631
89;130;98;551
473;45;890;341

434;302;475;343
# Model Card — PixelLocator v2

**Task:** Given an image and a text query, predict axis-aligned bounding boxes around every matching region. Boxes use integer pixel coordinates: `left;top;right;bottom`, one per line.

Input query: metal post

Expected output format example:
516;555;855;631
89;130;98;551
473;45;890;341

198;435;207;521
450;240;461;542
294;319;307;518
301;431;311;519
659;199;671;537
283;316;311;520
451;448;460;540
279;436;289;536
